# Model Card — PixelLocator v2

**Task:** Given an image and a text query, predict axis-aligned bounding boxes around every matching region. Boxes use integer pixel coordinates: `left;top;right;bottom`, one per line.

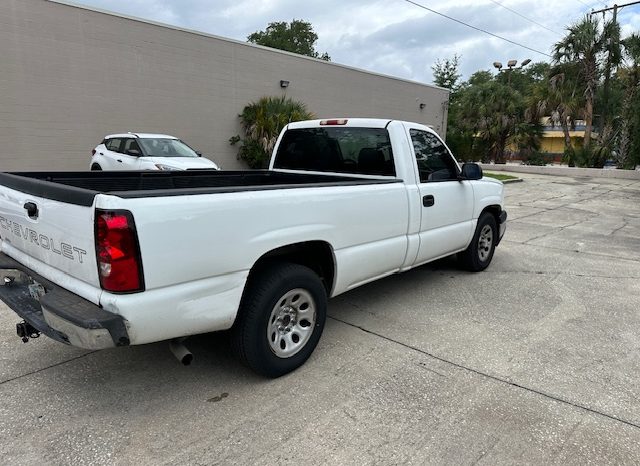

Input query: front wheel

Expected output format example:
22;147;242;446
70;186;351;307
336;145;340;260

231;262;327;378
459;212;497;272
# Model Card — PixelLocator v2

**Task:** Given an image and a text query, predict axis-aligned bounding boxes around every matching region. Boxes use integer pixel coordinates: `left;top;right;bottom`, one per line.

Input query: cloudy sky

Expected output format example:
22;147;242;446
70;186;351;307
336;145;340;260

74;0;640;84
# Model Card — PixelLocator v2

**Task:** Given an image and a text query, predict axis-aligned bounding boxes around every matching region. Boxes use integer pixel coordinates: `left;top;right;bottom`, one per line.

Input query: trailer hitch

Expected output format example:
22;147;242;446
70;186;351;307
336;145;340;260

16;321;40;343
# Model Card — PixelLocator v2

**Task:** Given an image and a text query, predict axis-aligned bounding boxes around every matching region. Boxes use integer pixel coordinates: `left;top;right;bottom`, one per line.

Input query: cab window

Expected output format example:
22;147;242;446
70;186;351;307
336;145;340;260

274;127;395;176
410;129;459;182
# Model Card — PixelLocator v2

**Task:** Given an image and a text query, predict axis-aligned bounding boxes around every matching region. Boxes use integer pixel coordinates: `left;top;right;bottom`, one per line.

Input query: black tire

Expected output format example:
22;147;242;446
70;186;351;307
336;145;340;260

231;262;327;378
459;212;498;272
91;164;102;171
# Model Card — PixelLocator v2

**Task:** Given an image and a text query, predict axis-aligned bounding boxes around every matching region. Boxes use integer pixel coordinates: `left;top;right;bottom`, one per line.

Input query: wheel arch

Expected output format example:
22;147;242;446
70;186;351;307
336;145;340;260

480;204;503;226
247;240;336;296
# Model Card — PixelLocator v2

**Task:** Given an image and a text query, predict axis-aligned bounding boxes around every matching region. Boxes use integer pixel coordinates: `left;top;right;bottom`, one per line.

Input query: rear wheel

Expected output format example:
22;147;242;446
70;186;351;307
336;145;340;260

91;164;102;171
231;262;327;378
459;212;497;272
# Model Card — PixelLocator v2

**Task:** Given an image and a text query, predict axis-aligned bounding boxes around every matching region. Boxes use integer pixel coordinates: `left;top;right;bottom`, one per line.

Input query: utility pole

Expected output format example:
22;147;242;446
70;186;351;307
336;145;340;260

590;1;640;15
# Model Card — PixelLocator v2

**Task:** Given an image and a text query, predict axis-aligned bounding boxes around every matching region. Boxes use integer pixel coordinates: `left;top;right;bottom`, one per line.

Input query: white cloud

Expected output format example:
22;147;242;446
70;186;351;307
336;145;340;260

74;0;638;84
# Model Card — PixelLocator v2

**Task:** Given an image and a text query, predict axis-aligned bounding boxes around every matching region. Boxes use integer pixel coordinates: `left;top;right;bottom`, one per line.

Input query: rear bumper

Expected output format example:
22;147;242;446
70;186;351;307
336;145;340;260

497;210;507;244
0;252;129;349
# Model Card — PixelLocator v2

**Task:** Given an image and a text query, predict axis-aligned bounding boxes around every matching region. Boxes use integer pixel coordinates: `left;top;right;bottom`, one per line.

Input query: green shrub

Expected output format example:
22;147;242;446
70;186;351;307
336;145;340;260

573;144;612;168
230;96;314;169
523;152;551;166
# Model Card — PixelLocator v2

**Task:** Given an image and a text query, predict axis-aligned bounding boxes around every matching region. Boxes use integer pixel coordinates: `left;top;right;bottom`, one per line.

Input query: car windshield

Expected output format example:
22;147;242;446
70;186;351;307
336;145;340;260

138;138;198;158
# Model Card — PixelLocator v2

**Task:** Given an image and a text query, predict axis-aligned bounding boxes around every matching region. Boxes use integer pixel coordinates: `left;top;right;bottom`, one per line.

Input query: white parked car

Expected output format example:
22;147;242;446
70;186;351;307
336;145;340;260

90;133;219;171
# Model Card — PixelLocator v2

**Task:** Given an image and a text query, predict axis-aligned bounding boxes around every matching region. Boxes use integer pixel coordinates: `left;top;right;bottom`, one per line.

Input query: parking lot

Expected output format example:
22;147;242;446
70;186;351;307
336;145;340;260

1;172;639;465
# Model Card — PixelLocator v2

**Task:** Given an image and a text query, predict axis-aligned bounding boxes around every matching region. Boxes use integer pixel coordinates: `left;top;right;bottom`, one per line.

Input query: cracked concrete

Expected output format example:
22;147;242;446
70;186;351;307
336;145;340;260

1;173;639;464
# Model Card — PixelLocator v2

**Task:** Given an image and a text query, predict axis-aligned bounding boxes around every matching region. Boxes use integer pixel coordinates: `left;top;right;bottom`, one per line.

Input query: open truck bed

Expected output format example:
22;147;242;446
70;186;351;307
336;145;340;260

0;170;399;206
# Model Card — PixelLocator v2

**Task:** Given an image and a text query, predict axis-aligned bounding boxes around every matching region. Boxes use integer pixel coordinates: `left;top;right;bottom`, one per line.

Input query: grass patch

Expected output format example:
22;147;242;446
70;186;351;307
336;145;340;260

484;172;519;181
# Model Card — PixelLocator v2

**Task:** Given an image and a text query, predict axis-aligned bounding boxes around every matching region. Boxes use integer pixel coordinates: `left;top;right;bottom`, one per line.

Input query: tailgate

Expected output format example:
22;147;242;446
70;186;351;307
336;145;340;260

0;184;100;297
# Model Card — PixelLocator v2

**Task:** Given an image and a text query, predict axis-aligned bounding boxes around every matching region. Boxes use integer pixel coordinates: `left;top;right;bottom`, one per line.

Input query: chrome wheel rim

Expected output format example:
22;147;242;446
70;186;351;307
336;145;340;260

267;288;316;358
478;225;493;262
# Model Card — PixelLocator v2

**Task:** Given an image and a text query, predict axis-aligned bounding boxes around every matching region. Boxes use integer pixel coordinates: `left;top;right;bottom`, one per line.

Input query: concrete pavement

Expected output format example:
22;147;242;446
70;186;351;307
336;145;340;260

1;173;639;464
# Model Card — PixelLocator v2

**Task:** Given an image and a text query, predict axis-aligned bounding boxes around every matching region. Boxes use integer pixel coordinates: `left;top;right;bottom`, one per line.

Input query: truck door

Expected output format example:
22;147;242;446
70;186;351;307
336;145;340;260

406;126;475;265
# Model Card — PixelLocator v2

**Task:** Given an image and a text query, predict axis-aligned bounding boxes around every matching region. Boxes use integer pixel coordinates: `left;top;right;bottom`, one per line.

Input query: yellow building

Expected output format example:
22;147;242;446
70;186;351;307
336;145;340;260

539;118;591;162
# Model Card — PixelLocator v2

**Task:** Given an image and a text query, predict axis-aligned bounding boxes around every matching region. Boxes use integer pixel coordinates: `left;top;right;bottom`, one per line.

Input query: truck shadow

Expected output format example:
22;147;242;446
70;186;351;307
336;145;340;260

9;256;468;398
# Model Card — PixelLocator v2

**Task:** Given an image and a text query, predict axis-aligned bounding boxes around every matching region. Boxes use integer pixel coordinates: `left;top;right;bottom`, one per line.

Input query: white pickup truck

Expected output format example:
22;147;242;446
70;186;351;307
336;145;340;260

0;118;506;377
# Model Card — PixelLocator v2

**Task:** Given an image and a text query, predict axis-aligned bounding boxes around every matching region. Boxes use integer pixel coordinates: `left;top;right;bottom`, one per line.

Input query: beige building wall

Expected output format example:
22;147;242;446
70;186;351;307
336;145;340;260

0;0;449;171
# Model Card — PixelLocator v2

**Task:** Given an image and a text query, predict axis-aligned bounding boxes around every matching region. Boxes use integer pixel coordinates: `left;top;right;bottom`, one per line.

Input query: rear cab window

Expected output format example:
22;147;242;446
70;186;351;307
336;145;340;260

273;127;396;177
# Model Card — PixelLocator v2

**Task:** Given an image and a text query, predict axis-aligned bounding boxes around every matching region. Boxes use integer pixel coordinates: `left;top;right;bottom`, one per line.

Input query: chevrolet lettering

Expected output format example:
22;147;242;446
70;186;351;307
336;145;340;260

0;216;87;263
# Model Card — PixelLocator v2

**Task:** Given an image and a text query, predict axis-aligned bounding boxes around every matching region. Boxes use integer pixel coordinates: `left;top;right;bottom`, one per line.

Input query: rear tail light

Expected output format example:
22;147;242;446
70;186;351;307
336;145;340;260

92;149;96;156
95;209;144;293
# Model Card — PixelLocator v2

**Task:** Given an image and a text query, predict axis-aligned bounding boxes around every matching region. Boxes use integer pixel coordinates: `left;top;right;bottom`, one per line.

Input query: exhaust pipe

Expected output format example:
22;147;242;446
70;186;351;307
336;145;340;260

169;338;193;366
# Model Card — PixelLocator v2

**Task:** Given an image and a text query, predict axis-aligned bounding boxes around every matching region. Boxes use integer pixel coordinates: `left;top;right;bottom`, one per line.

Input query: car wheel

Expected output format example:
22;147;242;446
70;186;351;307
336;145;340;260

459;212;497;272
91;164;102;171
231;262;327;378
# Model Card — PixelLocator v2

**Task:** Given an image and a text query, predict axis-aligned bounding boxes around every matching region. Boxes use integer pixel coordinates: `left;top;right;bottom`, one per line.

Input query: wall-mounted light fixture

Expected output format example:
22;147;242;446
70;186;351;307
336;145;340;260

280;80;290;88
419;103;426;110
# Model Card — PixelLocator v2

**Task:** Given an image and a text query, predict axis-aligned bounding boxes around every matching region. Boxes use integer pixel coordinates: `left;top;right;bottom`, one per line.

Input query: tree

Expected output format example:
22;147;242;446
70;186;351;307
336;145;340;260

600;18;623;131
515;64;549;163
553;16;605;150
432;55;469;159
247;20;330;60
467;70;493;86
458;79;525;163
432;55;461;91
230;96;314;168
618;34;640;168
546;63;584;165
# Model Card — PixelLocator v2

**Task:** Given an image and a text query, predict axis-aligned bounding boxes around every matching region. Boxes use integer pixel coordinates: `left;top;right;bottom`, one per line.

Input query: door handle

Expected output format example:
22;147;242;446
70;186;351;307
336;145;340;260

422;195;435;207
117;159;123;162
99;152;104;155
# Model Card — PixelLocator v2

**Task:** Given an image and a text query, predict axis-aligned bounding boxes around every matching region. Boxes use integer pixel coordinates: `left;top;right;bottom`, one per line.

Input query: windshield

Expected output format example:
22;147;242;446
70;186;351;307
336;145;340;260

138;138;198;158
273;127;395;176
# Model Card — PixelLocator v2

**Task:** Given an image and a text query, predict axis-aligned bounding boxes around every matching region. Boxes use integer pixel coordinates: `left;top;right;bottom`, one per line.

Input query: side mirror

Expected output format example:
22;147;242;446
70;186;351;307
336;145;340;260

126;149;141;156
196;151;202;157
461;163;482;180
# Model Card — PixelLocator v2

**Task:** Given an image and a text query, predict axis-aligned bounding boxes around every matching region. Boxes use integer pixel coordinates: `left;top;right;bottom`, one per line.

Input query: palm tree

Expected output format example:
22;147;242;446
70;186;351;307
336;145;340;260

231;96;314;168
623;33;640;82
618;34;640;168
553;16;604;150
458;80;524;163
547;63;583;165
600;18;623;131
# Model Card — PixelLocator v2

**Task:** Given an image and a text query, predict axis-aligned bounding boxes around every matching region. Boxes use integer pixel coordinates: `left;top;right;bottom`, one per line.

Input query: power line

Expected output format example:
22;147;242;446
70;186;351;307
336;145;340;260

487;0;562;36
402;0;552;57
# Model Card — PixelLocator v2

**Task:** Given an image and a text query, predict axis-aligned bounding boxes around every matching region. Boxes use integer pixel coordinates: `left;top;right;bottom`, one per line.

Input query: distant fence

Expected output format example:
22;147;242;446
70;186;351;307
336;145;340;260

480;164;640;181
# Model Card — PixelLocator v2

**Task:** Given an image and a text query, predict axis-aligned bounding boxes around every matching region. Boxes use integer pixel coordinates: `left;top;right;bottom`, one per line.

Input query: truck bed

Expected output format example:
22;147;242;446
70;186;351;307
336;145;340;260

0;170;401;206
